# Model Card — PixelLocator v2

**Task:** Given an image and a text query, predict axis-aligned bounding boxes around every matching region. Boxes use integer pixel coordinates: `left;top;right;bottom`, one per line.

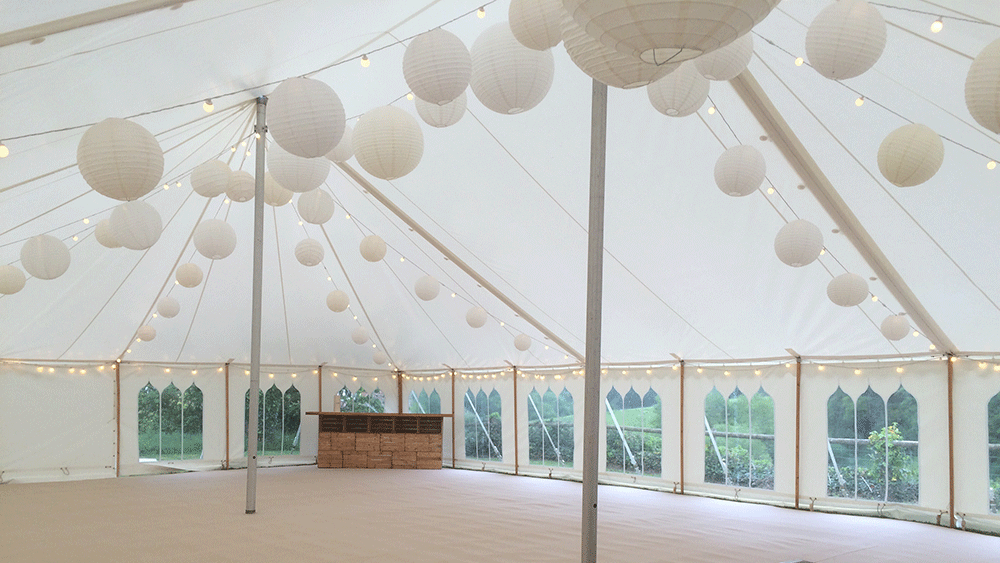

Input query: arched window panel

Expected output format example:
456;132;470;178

526;387;572;468
886;386;919;504
606;386;626;473
244;389;264;454
705;388;727;485
429;390;441;414
989;391;1000;514
528;388;544;465
608;386;660;477
160;383;182;460
749;388;775;490
856;387;886;502
464;387;502;462
408;388;440;414
262;384;284;455
827;387;856;499
340;385;385;413
181;384;204;460
282;385;301;455
487;389;503;460
138;383;160;461
418;390;430;413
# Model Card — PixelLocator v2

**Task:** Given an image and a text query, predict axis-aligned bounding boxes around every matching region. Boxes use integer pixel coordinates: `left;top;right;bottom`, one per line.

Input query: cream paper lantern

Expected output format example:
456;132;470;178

351;326;370;345
877;124;944;187
694;33;753;81
514;334;532;351
176;263;203;288
136;325;156;342
77;118;164;201
373;350;388;365
226;170;255;203
966;38;1000;134
466;306;488;328
510;0;564;51
714;145;765;197
360;235;387;262
325;124;354;163
0;265;26;294
267;77;345;158
414;275;440;301
561;12;678;89
298;189;335;224
563;0;779;64
415;92;467;128
403;28;471;105
326;290;350;313
193;219;237;260
21;235;70;280
110;200;162;250
826;273;868;307
880;314;910;341
94;219;121;249
295;238;324;267
157;296;180;318
191;160;231;198
774;219;823;267
806;0;886;80
470;23;555;114
353;105;424;180
646;62;710;117
263;172;293;206
267;144;330;193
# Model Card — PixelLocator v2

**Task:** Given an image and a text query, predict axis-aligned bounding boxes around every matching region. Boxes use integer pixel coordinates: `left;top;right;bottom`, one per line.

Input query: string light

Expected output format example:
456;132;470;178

360;54;370;68
794;57;804;66
176;181;181;187
817;365;825;371
72;236;79;241
988;160;996;170
819;248;826;255
896;366;904;374
406;93;414;101
913;331;920;337
696;367;703;373
477;6;486;18
83;218;90;225
164;184;170;190
767;187;775;194
203;99;214;113
854;369;862;375
930;17;943;33
754;369;762;376
723;371;730;376
871;295;879;302
929;344;937;350
855;96;865;107
0;141;9;158
994;364;1000;372
707;106;716;115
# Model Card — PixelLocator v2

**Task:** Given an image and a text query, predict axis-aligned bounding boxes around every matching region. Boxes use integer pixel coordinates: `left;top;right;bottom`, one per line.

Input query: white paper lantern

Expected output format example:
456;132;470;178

353;105;424;180
966;38;1000;134
137;325;156;342
191;160;231;198
806;0;886;80
774;219;823;267
373;350;388;365
470;23;555;114
414;275;440;301
267;77;345;158
110;200;162;250
563;0;779;64
360;235;387;262
157;296;180;318
403;28;471;105
352;326;370;345
514;334;532;351
325;124;354;163
694;33;753;81
646;62;710;117
561;13;678;89
295;238;324;267
0;265;26;294
877;124;944;187
466;306;488;328
176;263;203;288
714;145;765;197
880;314;910;341
266;144;330;193
226;170;255;203
77;118;164;201
326;290;350;313
94;219;121;249
510;0;564;51
263;172;293;206
20;235;70;280
826;273;868;307
415;92;467;128
194;219;237;260
297;189;335;224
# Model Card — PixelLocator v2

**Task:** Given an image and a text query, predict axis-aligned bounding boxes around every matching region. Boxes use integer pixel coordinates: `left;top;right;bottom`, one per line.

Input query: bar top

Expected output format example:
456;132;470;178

305;411;453;417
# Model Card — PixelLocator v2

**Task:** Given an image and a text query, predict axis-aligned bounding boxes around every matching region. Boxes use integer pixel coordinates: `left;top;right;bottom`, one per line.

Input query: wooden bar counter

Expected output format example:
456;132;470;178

306;412;450;469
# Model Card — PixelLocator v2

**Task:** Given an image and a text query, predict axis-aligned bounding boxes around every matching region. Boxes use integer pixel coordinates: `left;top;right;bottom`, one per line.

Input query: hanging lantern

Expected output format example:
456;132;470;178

325;124;354;163
136;325;156;342
157;296;180;318
94;219;121;249
826;273;868;307
880;314;909;341
297;189;335;224
694;33;753;81
20;235;70;280
226;171;255;203
359;235;387;262
877;124;944;187
510;0;564;51
806;0;886;80
714;145;766;197
77;118;164;201
966;38;1000;134
326;289;350;312
263;172;293;206
109;200;162;250
0;265;26;294
414;275;440;301
403;28;471;105
774;219;823;267
352;326;370;345
646;62;710;117
353;105;424;180
267;77;345;158
190;160;231;198
373;350;388;365
561;13;678;89
193;219;237;260
470;23;555;114
514;334;532;351
295;238;324;267
267;144;330;193
176;263;204;288
467;306;488;328
415;92;467;128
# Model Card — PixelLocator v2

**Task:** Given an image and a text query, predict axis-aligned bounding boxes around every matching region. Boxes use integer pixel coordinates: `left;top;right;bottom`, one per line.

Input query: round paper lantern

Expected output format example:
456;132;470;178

467;306;488;328
561;13;678;89
470;23;555;114
694;33;753;81
263;172;293;206
326;289;349;312
193;219;237;260
415;92;467;128
110;200;162;250
77;118;164;201
0;265;26;294
267;144;330;193
806;0;886;80
157;296;180;318
510;0;564;51
298;189;335;224
353;106;424;180
20;235;70;280
646;62;710;117
403;28;471;105
176;263;203;288
137;325;156;342
325;124;354;163
514;334;532;351
295;238;324;267
267;77;345;158
563;0;779;64
94;219;121;249
360;235;387;262
774;219;823;267
191;160;231;198
877;124;944;187
714;145;765;197
373;350;388;365
226;171;255;203
880;314;910;341
966;38;1000;134
826;273;868;307
414;275;440;301
351;326;369;345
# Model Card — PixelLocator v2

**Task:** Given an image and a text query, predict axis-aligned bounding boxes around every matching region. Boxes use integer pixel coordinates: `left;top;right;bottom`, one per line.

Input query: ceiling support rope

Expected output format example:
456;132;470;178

0;0;189;48
271;206;294;365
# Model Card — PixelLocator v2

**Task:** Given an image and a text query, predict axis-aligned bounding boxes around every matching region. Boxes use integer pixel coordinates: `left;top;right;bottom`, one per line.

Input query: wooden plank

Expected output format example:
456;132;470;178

343;452;368;468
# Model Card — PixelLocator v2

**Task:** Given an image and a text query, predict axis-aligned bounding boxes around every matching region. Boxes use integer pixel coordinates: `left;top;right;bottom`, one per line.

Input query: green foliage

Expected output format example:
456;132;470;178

339;386;385;413
245;385;301;456
704;387;775;490
826;422;919;504
705;443;774;489
991;479;1000;515
464;388;502;461
528;388;573;467
138;382;204;461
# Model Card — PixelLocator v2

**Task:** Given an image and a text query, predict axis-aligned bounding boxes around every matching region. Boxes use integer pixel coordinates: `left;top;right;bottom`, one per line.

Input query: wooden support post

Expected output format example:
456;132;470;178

397;369;404;413
679;360;685;494
451;369;456;468
224;362;230;470
947;355;955;527
318;365;323;413
795;357;802;510
513;366;519;476
115;361;121;478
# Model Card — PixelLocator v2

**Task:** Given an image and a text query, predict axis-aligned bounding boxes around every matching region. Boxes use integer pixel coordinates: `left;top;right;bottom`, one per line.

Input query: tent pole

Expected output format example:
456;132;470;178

513;366;519;476
581;78;607;563
396;369;403;413
795;356;802;510
224;362;230;470
318;365;324;412
947;355;955;527
245;96;267;515
115;361;121;478
679;360;685;494
451;369;456;468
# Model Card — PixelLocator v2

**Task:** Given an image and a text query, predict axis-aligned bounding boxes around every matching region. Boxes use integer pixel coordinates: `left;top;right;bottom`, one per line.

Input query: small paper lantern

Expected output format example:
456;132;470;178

193;219;237;260
373;350;388;365
77;118;164;201
136;325;156;342
0;265;26;294
295;238;324;267
226;171;255;203
467;306;488;328
157;296;180;318
325;124;354;163
110;200;162;250
694;33;753;81
267;77;345;158
360;235;387;262
94;219;121;249
176;263;203;288
415;92;467;128
966;38;1000;134
326;290;349;312
21;235;71;280
561;13;677;89
267;144;330;193
714;145;766;197
353;105;424;180
414;275;440;301
514;334;532;351
191;160;231;198
806;0;886;80
470;23;555;114
774;219;823;267
298;189;335;224
352;326;369;345
263;172;293;206
510;0;564;51
646;62;710;117
877;124;944;187
403;28;471;105
826;273;868;307
880;314;909;341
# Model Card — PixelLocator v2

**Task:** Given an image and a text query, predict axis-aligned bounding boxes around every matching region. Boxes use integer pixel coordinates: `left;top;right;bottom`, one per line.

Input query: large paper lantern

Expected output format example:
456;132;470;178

295;238;324;267
514;334;532;351
267;77;345;158
563;0;779;64
194;219;237;260
694;33;753;81
774;219;823;267
326;290;349;313
470;23;555;114
136;325;156;342
827;273;868;307
561;13;677;89
414;275;440;301
263;172;293;206
415;92;467;128
267;144;330;193
880;314;909;341
77;118;164;201
714;145;765;197
877;124;944;187
21;235;70;280
0;265;26;294
94;219;121;249
467;306;488;328
646;62;709;117
325;124;354;163
360;235;387;262
226;171;255;203
176;263;203;288
373;350;388;365
157;296;180;318
353;105;424;180
110;200;162;250
966;38;1000;134
510;0;564;51
403;28;471;105
298;189;335;224
191;160;231;198
351;326;369;345
806;0;886;80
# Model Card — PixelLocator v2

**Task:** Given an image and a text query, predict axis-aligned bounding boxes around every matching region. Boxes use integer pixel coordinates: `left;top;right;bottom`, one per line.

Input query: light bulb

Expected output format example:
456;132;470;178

83;218;90;225
203;99;214;113
930;18;943;33
360;54;370;68
723;371;730;376
929;344;937;350
754;369;761;376
72;236;79;241
697;368;703;373
231;146;237;153
855;96;865;107
817;365;825;371
176;181;181;187
477;6;485;18
164;184;170;190
820;248;826;255
854;369;862;375
980;362;988;369
988;160;996;170
767;187;775;194
871;295;878;302
794;57;804;67
406;93;414;101
913;331;920;337
0;142;9;158
707;106;716;115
